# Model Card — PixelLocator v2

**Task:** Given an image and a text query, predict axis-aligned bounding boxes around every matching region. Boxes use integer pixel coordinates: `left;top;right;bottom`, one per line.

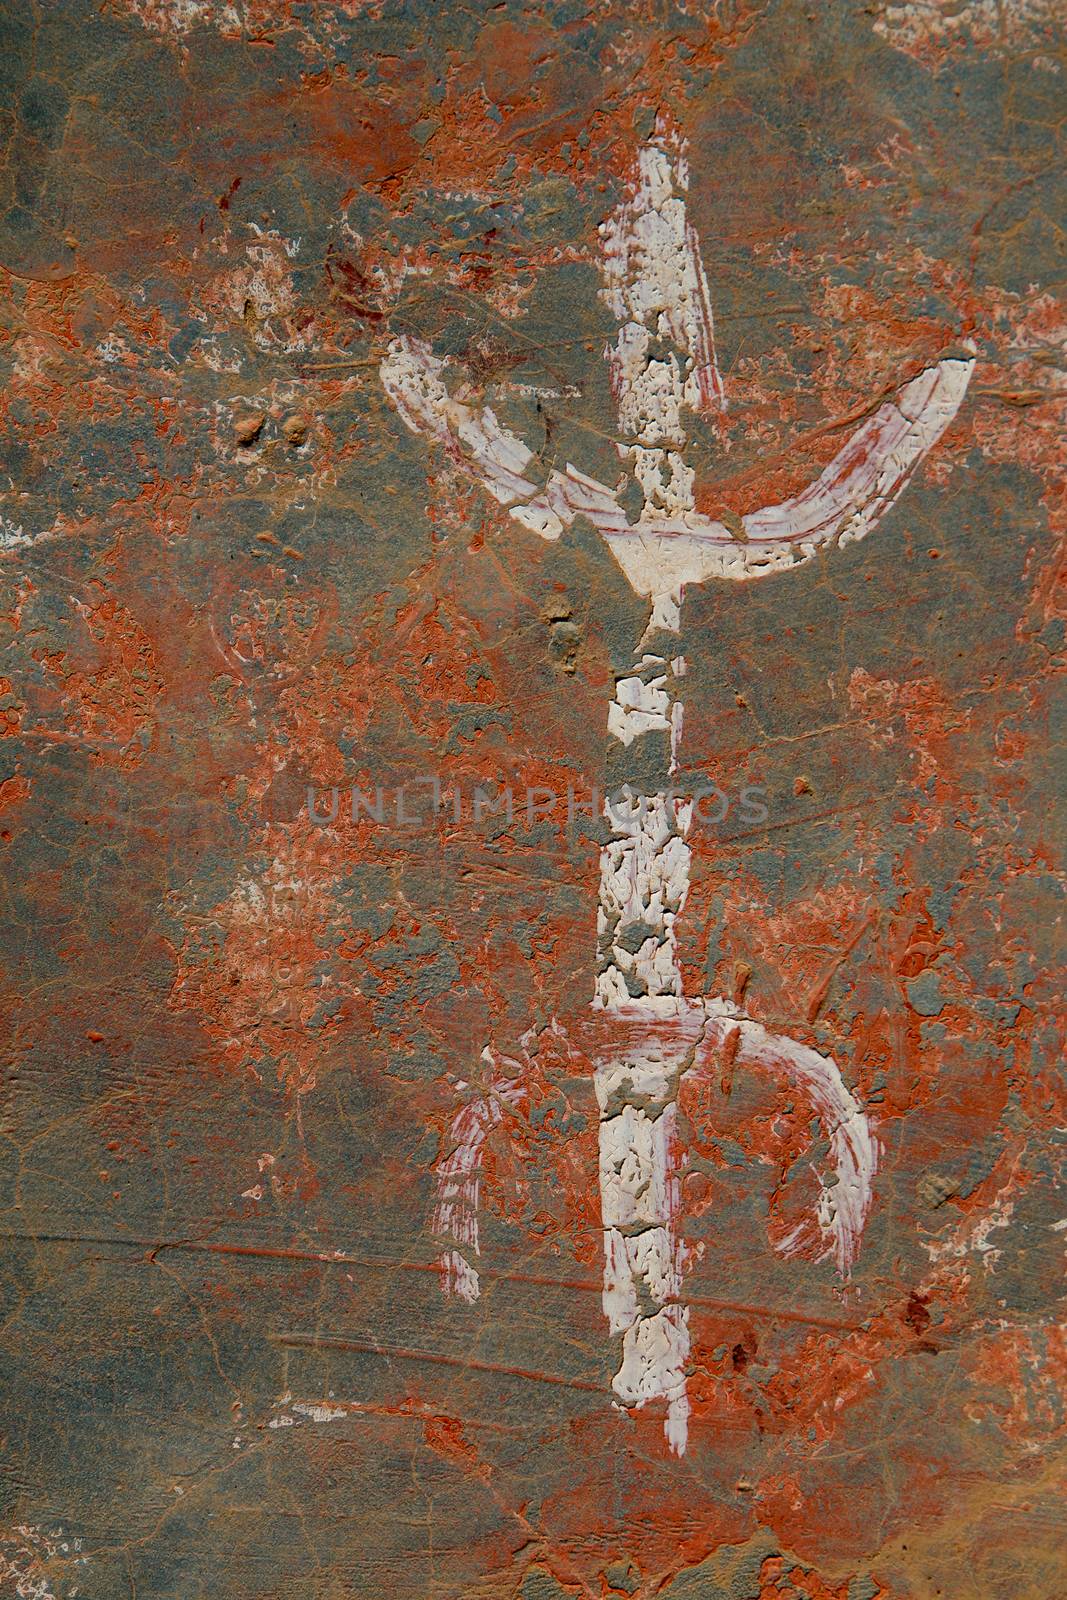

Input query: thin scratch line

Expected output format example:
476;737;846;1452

271;1331;605;1393
0;1231;862;1330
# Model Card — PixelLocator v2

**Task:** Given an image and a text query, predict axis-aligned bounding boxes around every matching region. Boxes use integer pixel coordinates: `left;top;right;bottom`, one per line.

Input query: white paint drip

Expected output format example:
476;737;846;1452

292;1402;347;1423
270;1393;351;1427
606;671;673;747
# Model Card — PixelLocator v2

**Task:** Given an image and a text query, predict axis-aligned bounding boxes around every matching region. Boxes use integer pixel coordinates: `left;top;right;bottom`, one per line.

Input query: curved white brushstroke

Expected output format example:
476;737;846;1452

694;999;881;1276
430;1050;523;1302
380;117;974;633
382;334;973;611
392;119;968;1455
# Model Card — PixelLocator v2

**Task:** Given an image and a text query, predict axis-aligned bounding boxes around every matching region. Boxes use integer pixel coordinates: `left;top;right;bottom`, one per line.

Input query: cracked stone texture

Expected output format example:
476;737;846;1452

0;1;1064;1597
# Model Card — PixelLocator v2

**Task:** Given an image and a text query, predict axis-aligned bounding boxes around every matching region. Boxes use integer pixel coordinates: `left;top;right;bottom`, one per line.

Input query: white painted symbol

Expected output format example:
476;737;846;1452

381;120;974;1453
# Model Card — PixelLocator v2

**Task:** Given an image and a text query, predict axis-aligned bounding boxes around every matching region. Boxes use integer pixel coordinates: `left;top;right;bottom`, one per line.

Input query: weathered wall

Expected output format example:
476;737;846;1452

0;2;1063;1597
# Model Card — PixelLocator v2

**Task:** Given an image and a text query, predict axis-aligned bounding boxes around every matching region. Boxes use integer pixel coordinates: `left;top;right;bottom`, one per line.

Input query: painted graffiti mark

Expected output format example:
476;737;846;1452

381;120;974;1452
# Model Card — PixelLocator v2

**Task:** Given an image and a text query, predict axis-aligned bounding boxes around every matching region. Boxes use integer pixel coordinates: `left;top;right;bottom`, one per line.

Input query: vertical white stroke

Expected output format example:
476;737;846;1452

594;130;710;1443
431;1050;523;1302
599;123;723;531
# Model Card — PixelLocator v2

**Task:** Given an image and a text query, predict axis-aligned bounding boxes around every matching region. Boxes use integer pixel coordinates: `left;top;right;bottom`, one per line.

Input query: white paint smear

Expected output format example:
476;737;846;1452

430;1050;523;1301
